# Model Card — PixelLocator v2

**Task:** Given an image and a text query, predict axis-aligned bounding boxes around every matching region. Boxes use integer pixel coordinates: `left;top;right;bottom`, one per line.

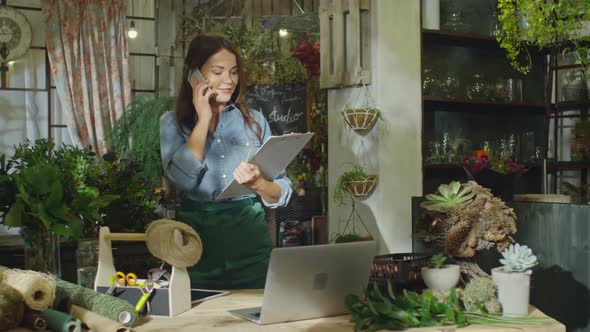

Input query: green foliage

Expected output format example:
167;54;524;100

205;17;307;85
427;254;447;269
1;139;119;240
108;96;175;184
420;181;475;213
497;0;590;74
334;164;371;206
89;154;159;233
347;281;549;331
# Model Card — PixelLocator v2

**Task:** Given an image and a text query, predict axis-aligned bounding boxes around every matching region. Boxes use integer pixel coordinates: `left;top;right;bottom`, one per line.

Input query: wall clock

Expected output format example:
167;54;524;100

0;5;32;63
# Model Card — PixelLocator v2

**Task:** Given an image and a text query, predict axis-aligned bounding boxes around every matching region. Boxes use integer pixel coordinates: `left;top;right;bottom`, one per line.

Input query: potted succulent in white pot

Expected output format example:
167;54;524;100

492;243;538;317
421;253;461;291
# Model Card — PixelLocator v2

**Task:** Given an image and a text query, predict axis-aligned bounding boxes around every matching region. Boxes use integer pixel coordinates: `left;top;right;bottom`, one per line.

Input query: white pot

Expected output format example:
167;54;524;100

421;0;440;30
492;267;532;317
421;264;460;291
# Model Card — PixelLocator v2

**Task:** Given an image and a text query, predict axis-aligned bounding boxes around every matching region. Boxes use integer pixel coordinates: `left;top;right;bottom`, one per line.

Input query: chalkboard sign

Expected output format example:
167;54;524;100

246;84;307;135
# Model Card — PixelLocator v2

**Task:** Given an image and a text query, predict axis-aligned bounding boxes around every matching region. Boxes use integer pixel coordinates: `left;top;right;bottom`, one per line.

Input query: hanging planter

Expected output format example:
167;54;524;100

341;108;381;133
341;71;385;134
334;164;378;205
344;175;379;197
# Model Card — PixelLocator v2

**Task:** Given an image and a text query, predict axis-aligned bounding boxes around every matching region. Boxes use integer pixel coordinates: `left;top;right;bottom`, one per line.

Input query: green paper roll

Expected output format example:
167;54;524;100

40;308;80;332
54;278;137;327
0;283;25;330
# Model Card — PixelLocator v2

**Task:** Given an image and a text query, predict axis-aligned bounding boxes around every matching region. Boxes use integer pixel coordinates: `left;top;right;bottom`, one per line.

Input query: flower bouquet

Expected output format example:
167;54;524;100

463;155;526;201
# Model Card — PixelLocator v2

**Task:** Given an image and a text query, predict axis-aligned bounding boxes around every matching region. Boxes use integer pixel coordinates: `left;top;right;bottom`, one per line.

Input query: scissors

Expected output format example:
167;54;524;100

115;272;138;287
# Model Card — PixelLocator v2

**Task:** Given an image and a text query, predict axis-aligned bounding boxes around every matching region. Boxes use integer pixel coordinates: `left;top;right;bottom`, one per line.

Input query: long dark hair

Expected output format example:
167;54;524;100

176;34;262;143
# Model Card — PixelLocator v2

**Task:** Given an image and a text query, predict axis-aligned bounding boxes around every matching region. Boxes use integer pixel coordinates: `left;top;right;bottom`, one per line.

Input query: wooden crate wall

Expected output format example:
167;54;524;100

188;0;320;17
319;0;371;88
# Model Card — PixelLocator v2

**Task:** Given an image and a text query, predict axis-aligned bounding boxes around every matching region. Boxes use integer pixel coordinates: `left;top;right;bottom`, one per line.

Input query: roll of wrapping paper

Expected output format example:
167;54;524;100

40;308;81;332
0;266;55;311
23;310;48;330
70;304;132;332
53;278;137;327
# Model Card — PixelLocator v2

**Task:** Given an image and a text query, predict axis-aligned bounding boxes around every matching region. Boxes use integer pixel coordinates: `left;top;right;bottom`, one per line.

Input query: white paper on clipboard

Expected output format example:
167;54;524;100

216;132;314;200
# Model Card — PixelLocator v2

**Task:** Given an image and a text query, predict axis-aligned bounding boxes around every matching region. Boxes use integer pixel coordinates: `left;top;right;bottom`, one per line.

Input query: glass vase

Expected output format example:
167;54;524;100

76;238;99;289
23;227;61;277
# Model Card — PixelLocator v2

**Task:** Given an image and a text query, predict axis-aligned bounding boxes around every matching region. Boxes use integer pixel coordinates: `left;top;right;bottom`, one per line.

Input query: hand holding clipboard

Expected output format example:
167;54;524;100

217;132;314;200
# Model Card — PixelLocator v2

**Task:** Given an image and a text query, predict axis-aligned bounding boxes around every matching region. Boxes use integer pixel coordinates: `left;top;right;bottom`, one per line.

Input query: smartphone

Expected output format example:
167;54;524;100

188;68;206;88
190;289;230;304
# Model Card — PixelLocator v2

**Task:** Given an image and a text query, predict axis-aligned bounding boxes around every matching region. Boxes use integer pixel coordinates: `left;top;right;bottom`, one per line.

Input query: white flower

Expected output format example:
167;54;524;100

499;243;538;272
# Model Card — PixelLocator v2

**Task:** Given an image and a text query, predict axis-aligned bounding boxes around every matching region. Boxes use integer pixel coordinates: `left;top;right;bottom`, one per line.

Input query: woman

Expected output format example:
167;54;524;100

160;34;293;289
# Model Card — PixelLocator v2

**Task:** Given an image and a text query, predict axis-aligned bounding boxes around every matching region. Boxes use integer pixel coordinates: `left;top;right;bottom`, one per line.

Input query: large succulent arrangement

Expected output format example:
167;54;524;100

415;181;517;257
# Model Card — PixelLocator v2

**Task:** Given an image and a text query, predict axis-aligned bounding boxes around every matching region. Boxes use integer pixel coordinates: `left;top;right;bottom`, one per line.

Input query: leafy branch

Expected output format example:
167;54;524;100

347;281;549;331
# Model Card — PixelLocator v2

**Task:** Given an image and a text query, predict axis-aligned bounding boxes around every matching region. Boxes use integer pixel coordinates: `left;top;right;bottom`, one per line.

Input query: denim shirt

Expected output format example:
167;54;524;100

159;106;293;208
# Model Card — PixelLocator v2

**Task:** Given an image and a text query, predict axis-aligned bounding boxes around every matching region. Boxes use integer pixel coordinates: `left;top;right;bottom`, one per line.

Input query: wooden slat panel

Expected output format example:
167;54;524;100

244;0;253;26
360;0;371;84
332;0;345;85
278;0;291;15
313;0;320;12
252;0;262;17
231;0;244;16
346;0;360;84
303;0;313;13
262;0;272;16
272;0;280;15
319;0;332;88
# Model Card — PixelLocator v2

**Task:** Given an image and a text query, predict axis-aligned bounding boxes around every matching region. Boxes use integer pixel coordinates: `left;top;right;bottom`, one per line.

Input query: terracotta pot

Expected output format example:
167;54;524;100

341;108;379;133
344;175;378;196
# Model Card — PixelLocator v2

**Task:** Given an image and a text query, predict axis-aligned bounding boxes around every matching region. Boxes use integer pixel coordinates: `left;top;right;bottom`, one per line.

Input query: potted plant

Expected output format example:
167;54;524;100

492;243;538;317
415;180;516;258
497;0;590;75
0;139;119;274
421;253;461;291
334;164;378;206
463;155;526;201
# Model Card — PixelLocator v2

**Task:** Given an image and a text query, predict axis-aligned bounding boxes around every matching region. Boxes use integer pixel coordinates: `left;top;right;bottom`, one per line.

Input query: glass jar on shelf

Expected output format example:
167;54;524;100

466;73;488;100
440;70;460;98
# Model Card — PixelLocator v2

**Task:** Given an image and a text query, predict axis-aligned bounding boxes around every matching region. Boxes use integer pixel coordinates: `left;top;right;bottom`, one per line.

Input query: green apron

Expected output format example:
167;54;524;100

177;197;272;289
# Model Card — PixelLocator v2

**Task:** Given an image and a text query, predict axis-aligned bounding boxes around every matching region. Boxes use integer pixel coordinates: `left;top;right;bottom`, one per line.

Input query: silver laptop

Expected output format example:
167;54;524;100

229;241;377;325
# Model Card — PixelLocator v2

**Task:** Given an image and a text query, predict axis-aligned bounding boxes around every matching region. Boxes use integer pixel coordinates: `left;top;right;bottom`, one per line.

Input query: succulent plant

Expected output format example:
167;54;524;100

500;243;538;272
420;181;475;212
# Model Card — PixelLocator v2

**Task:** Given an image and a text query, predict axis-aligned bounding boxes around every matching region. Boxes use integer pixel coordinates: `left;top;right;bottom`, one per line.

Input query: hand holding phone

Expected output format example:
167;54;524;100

188;68;206;88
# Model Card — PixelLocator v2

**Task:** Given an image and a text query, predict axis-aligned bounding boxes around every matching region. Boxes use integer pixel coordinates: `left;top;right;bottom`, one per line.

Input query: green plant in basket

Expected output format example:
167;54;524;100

334;164;378;205
427;253;447;269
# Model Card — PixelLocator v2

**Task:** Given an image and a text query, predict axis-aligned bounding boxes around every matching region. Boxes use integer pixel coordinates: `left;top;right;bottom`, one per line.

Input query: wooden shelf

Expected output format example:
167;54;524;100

547;161;590;170
424;163;463;169
423;96;545;113
552;100;590;111
422;29;499;49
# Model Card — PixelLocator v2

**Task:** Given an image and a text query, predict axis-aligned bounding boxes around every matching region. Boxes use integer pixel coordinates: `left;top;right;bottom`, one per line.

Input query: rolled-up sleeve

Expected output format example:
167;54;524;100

258;116;293;208
159;112;207;192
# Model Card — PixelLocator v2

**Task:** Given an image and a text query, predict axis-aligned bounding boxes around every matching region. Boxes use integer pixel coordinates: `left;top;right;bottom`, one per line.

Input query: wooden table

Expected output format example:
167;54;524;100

134;290;566;332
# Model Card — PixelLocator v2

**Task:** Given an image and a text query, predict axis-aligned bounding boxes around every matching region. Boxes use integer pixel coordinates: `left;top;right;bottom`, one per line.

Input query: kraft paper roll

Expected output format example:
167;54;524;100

40;308;81;332
0;266;55;311
70;304;132;332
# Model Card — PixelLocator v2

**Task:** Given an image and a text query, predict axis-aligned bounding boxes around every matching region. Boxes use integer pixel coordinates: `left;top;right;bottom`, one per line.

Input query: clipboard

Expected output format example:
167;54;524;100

216;132;314;200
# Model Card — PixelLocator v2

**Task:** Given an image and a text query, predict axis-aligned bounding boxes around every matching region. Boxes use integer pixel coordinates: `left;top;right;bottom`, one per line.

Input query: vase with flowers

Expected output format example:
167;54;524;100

463;155;526;201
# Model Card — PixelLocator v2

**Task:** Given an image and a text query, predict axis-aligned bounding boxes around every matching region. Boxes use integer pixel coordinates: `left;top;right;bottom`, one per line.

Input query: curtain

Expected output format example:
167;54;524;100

42;0;131;156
